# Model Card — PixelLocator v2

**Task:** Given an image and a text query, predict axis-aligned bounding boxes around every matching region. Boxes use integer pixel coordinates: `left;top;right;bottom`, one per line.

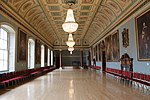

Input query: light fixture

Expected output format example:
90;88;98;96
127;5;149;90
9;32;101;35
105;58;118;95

70;51;73;54
68;47;74;54
62;1;78;33
66;33;75;47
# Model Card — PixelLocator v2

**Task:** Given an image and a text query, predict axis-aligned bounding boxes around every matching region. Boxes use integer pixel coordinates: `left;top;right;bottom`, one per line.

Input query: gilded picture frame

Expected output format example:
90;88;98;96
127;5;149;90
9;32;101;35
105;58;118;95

136;9;150;61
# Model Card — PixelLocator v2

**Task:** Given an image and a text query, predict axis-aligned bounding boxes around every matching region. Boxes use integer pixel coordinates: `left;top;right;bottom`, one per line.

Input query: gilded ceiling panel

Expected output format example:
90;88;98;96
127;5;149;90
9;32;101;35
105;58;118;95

85;0;141;44
1;0;146;48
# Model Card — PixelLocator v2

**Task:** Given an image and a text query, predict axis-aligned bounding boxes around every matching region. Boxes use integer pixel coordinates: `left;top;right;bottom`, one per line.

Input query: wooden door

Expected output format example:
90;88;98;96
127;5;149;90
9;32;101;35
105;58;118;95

102;51;106;72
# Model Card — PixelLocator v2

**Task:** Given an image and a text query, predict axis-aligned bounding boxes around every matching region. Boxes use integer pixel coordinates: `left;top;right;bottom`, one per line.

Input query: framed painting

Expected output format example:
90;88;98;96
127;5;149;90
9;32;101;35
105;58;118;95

18;28;27;62
122;28;129;48
35;40;41;64
112;30;120;61
136;9;150;60
105;35;112;61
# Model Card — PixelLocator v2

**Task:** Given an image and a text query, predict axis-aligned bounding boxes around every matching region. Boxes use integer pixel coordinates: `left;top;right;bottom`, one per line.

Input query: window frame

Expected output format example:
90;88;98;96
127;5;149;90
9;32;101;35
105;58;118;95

0;27;10;72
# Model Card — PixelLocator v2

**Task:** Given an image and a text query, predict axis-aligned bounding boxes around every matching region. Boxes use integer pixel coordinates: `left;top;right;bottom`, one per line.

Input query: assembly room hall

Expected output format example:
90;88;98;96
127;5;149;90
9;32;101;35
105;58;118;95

0;0;150;100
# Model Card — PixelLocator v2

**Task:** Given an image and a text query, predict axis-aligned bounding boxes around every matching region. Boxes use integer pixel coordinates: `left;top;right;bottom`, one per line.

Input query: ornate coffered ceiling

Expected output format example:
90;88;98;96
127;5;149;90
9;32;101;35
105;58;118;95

1;0;147;49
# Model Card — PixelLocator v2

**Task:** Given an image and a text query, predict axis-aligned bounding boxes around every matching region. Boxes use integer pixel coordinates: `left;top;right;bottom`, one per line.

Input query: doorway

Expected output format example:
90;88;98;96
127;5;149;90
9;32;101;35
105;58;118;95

102;51;106;72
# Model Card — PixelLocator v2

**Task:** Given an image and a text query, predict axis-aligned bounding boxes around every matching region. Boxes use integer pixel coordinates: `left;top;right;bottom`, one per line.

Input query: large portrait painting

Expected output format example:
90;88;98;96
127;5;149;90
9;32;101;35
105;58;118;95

136;9;150;60
105;35;112;61
112;30;120;61
35;40;41;64
18;28;27;62
122;28;129;48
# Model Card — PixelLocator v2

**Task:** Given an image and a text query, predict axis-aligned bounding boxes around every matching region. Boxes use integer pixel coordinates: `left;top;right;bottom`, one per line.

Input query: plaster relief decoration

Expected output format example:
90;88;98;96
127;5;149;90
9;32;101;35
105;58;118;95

83;39;89;46
3;0;57;46
136;9;150;60
105;35;112;61
112;30;120;61
82;0;93;3
18;28;27;62
122;28;129;48
1;0;145;48
46;0;58;4
54;40;60;46
62;38;67;46
85;0;139;44
35;40;41;64
75;38;81;46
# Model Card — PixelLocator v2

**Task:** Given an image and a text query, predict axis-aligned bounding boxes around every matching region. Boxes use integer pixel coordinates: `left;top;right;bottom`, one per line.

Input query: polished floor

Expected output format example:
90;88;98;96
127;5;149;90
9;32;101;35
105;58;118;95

0;68;150;100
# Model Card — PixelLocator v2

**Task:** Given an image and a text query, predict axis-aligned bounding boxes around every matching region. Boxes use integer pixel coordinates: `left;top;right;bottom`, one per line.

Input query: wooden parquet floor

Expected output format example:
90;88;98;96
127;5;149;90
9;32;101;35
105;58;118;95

0;68;149;100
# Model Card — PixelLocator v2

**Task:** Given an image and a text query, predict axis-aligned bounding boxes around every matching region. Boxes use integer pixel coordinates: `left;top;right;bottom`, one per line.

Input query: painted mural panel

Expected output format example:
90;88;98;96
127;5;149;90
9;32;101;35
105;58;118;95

136;9;150;60
18;28;27;62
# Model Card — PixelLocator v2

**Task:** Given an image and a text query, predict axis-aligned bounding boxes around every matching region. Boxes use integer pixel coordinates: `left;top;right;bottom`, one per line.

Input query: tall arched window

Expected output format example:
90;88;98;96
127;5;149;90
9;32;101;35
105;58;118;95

28;38;35;69
47;48;50;66
51;50;53;66
0;24;15;72
41;45;45;67
0;28;8;71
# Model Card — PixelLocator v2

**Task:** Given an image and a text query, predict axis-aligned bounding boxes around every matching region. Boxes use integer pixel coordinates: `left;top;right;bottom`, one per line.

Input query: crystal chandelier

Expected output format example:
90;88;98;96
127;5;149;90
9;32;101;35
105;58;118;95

66;33;75;47
63;0;77;54
68;47;74;54
62;1;78;33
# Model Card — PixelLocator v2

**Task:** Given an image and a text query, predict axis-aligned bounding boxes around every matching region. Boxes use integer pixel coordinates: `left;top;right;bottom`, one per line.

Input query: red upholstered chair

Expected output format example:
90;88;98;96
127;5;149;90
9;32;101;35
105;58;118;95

95;66;100;70
133;72;137;79
141;74;145;80
137;73;141;79
122;71;125;77
146;75;150;82
118;70;121;75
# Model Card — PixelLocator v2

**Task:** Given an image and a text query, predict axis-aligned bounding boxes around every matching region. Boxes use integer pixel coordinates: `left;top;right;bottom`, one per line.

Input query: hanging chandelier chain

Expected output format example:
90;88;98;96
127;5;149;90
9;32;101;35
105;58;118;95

65;0;75;5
